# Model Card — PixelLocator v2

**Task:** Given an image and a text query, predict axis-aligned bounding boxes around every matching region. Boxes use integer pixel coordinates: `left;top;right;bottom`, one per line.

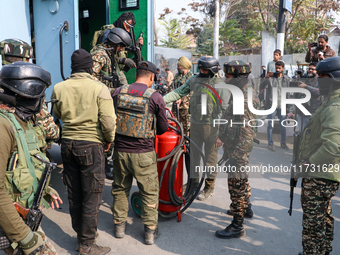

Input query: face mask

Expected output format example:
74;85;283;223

177;68;184;74
15;96;44;121
318;77;332;95
199;71;214;79
228;77;248;89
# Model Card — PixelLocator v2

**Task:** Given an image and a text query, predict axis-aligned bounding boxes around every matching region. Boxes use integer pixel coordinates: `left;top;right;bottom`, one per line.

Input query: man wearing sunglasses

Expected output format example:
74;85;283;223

297;62;322;130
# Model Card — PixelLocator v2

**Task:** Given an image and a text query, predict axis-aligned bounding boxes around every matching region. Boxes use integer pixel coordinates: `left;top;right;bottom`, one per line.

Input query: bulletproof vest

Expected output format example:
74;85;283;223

189;76;222;124
116;84;156;138
0;110;49;208
298;96;340;180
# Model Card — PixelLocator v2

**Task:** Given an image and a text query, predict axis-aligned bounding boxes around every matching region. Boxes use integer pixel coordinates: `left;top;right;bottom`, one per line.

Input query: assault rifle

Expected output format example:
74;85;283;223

102;74;121;89
12;156;57;255
288;131;301;216
126;29;143;66
14;155;57;230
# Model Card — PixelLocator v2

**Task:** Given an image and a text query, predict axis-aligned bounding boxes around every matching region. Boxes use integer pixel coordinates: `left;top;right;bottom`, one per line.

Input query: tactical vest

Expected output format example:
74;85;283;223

189;76;222;124
298;96;340;181
0;110;49;208
116;84;156;138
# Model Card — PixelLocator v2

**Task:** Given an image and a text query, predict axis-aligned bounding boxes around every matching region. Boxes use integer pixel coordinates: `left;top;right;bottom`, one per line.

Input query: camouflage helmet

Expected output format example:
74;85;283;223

0;39;33;65
223;60;250;77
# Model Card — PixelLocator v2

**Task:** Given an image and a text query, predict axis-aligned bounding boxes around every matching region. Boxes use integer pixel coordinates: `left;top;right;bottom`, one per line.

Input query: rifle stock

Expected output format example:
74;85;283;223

14;156;57;230
288;131;301;216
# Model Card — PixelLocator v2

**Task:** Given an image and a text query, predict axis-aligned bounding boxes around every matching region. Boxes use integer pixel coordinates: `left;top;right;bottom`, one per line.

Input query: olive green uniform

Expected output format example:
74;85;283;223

164;75;229;189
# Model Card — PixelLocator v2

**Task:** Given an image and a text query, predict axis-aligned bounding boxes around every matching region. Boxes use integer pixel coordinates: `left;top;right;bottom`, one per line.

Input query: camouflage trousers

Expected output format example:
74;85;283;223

228;177;250;220
173;109;190;137
1;227;56;255
301;178;339;255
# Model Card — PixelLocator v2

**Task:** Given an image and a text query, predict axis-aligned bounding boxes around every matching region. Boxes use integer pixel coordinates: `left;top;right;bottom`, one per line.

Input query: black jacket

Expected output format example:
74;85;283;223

260;74;290;109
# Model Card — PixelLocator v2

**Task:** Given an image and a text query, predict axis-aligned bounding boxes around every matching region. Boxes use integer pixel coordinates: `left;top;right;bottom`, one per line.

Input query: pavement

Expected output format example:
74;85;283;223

9;139;339;255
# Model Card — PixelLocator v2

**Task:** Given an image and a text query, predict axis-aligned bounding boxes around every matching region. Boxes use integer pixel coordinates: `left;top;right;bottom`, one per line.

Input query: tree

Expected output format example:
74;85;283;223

196;22;214;55
158;18;193;50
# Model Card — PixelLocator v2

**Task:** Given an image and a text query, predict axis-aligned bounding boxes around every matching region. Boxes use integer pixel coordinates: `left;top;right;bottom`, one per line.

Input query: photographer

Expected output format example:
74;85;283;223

305;34;336;63
296;62;322;130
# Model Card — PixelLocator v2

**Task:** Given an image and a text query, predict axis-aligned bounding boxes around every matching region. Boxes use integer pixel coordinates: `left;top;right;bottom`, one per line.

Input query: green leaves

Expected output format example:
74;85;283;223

158;18;193;50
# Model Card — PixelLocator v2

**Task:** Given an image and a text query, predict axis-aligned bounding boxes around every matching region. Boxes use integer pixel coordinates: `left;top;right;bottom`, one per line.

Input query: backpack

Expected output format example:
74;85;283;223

91;24;115;47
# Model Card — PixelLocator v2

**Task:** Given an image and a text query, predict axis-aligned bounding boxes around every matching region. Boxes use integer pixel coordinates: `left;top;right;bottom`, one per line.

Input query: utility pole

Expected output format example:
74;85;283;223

213;0;219;59
277;0;285;54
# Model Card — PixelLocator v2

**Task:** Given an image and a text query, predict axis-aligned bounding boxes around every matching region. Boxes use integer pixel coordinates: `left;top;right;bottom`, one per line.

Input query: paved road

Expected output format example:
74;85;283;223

10;140;340;255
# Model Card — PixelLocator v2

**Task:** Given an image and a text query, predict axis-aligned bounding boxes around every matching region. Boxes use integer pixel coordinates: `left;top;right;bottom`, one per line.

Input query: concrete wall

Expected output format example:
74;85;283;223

328;35;340;55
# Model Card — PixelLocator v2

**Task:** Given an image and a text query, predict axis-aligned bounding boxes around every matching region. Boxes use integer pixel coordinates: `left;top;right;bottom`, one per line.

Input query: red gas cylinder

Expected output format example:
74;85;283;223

155;122;183;213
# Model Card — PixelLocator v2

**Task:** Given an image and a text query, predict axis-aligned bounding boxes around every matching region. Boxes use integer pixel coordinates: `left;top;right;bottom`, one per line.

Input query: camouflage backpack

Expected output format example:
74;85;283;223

116;84;157;138
91;24;115;47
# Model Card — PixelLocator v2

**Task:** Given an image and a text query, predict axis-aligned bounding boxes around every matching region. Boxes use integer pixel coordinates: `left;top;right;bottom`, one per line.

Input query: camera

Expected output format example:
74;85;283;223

312;42;318;47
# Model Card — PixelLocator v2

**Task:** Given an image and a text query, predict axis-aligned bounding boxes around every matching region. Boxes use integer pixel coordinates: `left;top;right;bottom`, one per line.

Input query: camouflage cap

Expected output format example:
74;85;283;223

223;60;250;76
0;39;33;65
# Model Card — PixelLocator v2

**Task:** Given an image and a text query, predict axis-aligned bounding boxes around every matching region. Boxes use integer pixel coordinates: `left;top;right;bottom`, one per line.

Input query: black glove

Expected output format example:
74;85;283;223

225;157;238;168
119;58;136;71
19;231;45;255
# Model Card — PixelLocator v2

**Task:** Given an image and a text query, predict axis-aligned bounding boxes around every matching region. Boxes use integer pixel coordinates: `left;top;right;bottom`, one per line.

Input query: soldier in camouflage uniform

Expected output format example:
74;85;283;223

0;39;59;153
296;57;340;255
215;60;259;239
172;56;193;137
91;28;134;93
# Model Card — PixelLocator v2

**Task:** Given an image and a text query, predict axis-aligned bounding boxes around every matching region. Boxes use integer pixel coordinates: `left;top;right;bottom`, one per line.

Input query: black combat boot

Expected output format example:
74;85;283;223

215;218;245;239
226;203;254;218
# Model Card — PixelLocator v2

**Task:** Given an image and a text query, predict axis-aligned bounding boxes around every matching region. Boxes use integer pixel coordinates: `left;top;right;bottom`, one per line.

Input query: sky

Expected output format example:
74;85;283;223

155;0;202;22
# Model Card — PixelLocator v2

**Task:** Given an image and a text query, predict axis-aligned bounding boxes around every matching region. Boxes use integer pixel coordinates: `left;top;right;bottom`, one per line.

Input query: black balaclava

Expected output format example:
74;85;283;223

318;77;334;96
71;49;93;75
198;70;214;79
228;75;249;89
113;12;136;31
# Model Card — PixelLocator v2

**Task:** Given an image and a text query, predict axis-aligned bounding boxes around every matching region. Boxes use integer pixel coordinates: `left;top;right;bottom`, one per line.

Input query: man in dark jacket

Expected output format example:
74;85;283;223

305;34;336;63
260;61;290;152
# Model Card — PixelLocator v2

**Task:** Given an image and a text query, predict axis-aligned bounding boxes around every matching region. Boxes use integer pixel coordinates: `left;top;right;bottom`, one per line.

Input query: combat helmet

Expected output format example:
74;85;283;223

0;62;51;98
197;56;219;74
107;27;132;47
0;39;33;65
316;57;340;95
223;60;250;78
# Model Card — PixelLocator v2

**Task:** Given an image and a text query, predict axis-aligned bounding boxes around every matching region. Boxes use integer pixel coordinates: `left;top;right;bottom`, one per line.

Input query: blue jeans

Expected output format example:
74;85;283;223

267;108;286;145
298;115;311;131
